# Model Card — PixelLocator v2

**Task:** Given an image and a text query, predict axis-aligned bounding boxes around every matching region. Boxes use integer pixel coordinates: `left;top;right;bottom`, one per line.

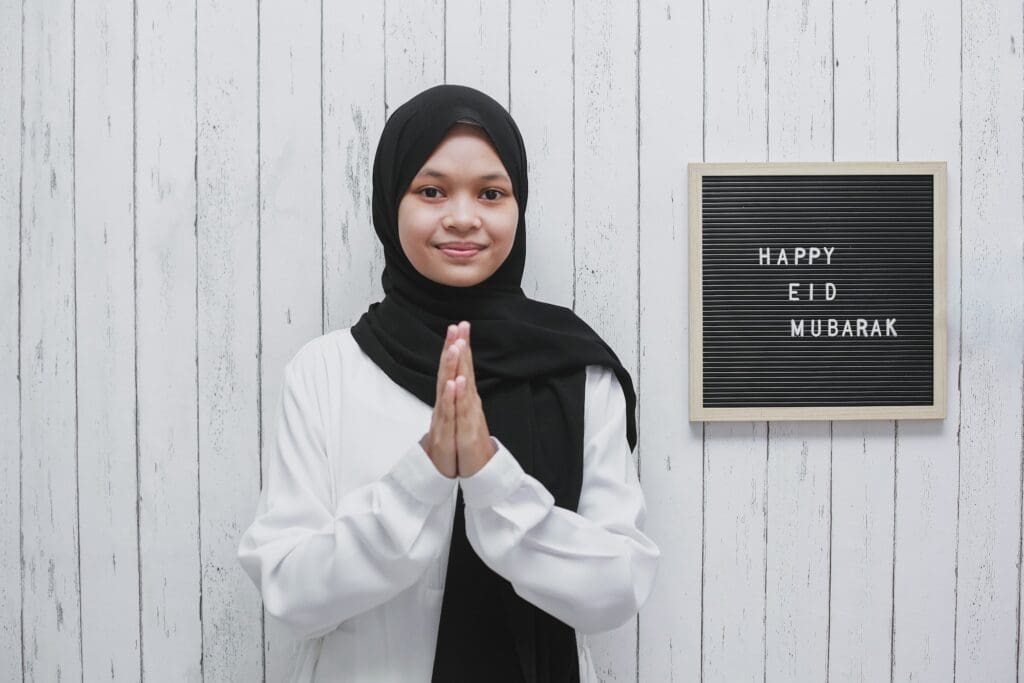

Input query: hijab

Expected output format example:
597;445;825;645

350;83;638;683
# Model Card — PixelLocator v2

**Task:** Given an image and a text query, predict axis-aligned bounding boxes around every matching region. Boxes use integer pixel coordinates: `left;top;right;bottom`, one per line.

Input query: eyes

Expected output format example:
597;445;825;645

417;186;507;202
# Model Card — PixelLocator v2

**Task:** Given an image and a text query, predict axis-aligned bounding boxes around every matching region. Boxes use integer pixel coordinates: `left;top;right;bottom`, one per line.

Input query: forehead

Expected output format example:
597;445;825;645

415;125;511;182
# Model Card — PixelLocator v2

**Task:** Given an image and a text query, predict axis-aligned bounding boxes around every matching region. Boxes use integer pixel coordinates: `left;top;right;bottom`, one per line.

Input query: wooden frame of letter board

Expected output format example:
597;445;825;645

688;161;947;422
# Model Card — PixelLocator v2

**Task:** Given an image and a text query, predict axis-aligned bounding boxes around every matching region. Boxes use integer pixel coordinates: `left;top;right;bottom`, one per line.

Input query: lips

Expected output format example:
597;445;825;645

437;243;484;259
437;243;485;251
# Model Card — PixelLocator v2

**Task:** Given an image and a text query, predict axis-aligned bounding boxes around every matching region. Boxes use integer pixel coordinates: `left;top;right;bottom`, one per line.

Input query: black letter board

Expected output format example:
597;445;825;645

688;162;946;421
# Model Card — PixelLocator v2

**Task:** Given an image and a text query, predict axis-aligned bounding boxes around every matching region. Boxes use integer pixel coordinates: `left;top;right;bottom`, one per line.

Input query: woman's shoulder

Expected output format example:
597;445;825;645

583;364;626;415
285;326;361;383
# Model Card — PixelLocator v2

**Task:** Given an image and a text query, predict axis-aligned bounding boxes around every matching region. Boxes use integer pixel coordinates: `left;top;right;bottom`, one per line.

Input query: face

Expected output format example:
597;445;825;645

397;123;518;287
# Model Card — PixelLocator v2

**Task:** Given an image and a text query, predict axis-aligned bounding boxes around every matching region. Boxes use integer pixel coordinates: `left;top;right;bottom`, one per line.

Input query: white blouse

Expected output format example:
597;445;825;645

237;327;660;682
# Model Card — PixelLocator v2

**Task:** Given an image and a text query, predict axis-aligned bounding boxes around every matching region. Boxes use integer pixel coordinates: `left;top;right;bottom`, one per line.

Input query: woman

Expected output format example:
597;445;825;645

237;83;660;682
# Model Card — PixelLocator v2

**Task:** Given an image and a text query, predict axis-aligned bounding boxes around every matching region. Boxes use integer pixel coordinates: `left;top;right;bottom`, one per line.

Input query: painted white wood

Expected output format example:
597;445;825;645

19;1;82;680
958;0;1024;679
703;422;769;682
134;0;202;679
323;4;386;333
0;0;22;678
572;2;641;680
74;0;141;680
830;1;899;681
446;0;509;101
511;0;575;307
196;1;259;681
257;0;324;679
385;0;444;118
637;0;705;681
765;3;834;681
894;5;962;677
703;0;770;681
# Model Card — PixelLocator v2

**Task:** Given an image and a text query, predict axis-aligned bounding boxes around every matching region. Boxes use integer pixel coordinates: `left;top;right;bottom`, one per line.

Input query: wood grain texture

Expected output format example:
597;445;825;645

135;0;202;679
512;0;575;307
75;0;140;680
20;1;81;680
637;1;704;681
0;0;22;678
893;0;962;680
196;0;259;680
958;0;1024;679
323;3;385;333
257;0;324;679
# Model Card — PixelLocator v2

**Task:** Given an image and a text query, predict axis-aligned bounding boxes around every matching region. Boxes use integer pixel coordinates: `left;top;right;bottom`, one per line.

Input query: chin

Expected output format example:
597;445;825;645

436;270;489;287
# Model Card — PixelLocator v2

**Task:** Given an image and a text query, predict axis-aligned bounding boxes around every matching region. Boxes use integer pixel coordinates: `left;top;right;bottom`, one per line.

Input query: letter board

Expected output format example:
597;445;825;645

688;162;947;421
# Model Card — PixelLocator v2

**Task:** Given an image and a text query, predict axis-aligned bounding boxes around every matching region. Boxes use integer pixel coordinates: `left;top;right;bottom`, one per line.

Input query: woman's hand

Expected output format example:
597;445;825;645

450;321;498;477
421;324;460;478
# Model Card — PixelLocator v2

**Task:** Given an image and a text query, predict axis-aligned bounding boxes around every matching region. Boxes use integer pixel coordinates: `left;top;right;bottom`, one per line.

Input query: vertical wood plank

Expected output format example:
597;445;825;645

196;0;259;680
893;1;961;680
573;1;640;679
958;0;1024;678
0;0;23;677
703;0;769;679
258;0;324;678
446;0;509;98
385;1;444;115
323;3;385;332
75;0;141;679
20;0;81;679
135;0;202;678
637;1;705;681
830;1;899;681
509;0;574;306
764;0;833;680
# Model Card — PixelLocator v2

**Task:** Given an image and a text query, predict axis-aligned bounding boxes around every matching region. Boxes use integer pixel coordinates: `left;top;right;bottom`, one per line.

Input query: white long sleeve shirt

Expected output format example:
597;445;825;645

237;326;660;682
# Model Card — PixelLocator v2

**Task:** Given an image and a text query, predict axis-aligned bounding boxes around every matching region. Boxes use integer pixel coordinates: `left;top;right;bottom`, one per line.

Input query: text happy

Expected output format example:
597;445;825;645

759;247;835;266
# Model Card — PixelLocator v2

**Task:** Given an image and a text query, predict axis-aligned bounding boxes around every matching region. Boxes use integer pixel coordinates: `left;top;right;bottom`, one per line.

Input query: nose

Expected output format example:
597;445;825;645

443;193;482;231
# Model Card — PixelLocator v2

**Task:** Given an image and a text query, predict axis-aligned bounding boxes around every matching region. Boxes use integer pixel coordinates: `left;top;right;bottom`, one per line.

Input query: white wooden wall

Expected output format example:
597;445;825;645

1;0;1021;681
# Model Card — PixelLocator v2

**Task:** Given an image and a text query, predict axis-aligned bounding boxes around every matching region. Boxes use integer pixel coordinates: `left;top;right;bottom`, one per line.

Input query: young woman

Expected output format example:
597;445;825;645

238;84;660;682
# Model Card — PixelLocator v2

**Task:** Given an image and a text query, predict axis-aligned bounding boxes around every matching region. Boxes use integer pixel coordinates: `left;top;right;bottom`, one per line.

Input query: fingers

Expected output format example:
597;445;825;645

454;375;468;419
436;324;458;403
453;321;477;400
442;377;456;439
460;322;476;392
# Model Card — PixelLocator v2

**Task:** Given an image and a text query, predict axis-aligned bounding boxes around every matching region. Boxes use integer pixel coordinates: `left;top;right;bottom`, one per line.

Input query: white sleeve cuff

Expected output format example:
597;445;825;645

388;438;458;506
458;436;525;509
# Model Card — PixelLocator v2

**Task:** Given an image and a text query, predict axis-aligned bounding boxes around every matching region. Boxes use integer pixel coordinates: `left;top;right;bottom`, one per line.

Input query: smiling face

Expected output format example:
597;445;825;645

397;123;519;287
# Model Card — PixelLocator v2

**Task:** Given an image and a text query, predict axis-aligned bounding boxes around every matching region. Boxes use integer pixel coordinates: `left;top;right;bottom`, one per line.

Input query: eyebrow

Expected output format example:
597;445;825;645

417;167;511;183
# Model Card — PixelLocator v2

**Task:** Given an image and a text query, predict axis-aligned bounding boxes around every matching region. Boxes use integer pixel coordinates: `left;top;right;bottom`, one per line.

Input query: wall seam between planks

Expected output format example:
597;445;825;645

634;0;642;678
72;0;84;675
18;0;25;677
193;0;205;677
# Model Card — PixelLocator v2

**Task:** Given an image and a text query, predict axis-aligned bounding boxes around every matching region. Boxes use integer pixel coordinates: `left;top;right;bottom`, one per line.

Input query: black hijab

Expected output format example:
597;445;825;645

350;83;638;683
